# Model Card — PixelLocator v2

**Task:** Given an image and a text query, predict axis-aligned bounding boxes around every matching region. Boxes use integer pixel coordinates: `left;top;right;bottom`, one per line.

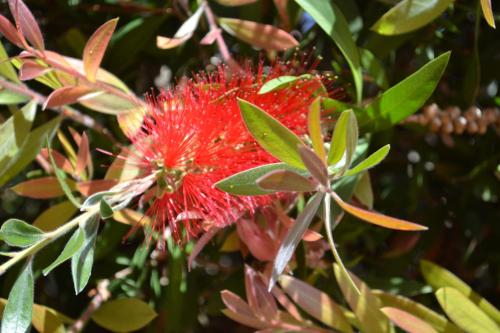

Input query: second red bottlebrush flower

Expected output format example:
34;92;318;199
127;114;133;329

126;61;333;242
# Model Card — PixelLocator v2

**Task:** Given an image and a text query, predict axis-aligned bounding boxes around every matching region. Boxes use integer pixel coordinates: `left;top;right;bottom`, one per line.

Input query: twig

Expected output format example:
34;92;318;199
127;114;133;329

0;78;120;145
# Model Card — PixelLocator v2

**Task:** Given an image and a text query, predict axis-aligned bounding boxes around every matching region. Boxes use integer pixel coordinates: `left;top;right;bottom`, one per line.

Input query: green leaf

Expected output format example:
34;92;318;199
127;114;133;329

71;214;100;294
259;74;313;94
372;0;454;35
0;90;30;105
270;192;324;289
238;98;306;169
308;97;326;162
360;48;389;89
99;199;114;219
436;287;499;333
333;264;393;333
33;200;78;231
0;219;45;247
353;172;374;209
1;260;34;333
43;228;85;276
0;115;61;187
295;0;363;102
327;109;358;172
421;260;500;324
256;169;316;192
47;139;82;208
345;144;390;177
0;101;37;173
215;163;307;195
0;41;20;83
374;290;462;333
360;52;450;132
91;298;157;333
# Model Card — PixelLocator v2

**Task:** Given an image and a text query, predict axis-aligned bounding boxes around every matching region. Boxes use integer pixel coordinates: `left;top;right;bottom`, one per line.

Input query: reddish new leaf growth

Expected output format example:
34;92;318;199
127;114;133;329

43;86;94;109
124;60;334;242
83;18;118;82
8;0;44;50
0;14;24;47
19;60;50;81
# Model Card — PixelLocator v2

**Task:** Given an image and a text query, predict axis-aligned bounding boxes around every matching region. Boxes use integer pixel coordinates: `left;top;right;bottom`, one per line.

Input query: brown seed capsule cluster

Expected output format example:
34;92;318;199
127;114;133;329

405;104;500;136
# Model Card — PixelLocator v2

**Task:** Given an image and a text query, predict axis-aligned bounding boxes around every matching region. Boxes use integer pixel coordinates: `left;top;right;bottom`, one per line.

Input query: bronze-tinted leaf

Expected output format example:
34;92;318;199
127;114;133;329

8;0;44;49
19;60;51;81
219;18;298;50
298;145;328;186
245;266;279;321
330;191;427;231
257;169;316;192
75;132;89;177
381;307;438;333
77;179;116;197
156;5;204;49
43;86;94;109
0;14;24;47
11;176;75;199
83;18;118;82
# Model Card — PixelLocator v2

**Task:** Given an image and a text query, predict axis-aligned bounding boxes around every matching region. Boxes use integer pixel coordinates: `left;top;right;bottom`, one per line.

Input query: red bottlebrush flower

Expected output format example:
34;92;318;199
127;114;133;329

126;61;334;242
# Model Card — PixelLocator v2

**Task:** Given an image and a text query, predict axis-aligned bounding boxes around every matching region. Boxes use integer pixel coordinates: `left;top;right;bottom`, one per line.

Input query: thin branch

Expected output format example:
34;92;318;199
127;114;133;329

0;78;120;145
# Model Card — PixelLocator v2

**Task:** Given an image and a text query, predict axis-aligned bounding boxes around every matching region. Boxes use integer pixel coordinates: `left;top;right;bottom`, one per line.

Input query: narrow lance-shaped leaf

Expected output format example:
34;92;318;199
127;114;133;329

298;145;328;186
480;0;496;28
0;218;45;247
328;109;358;172
43;228;84;275
47;139;82;208
270;192;324;289
278;274;353;332
307;97;326;162
238;98;307;169
420;260;500;324
71;214;100;294
371;0;454;35
259;75;305;95
360;52;451;132
219;18;298;51
330;191;428;231
1;259;34;333
0;15;24;48
216;163;306;195
157;5;204;49
295;0;363;102
83;18;118;82
43;86;95;110
381;307;438;333
435;287;499;333
8;0;44;49
345;144;390;177
256;169;316;192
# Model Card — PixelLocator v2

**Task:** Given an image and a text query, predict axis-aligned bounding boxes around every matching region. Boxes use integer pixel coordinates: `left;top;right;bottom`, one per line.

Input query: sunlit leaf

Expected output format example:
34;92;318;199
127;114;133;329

436;287;499;333
307;97;326;162
92;298;157;333
381;307;438;333
330;191;427;231
43;86;95;109
374;290;462;333
238;98;306;169
480;0;496;28
360;52;450;132
0;115;61;187
0;219;45;247
298;145;328;186
83;18;118;82
11;176;76;199
333;264;393;333
372;0;454;35
327;109;358;171
0;260;34;333
156;5;204;49
33;200;78;231
279;275;353;332
219;18;298;50
295;0;363;102
420;260;500;324
345;144;390;177
270;192;324;289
